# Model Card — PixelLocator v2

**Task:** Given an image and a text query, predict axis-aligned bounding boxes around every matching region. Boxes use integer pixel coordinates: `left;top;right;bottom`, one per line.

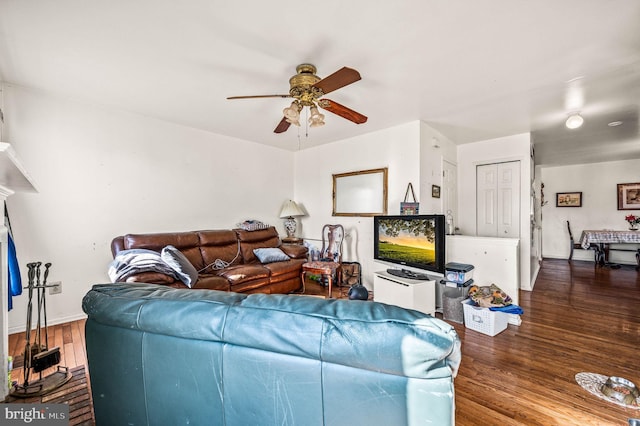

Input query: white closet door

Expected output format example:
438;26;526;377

477;164;498;236
497;161;520;238
477;161;520;238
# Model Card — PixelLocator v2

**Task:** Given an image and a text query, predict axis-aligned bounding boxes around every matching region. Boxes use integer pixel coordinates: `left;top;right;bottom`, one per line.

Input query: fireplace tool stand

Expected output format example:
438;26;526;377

10;262;71;398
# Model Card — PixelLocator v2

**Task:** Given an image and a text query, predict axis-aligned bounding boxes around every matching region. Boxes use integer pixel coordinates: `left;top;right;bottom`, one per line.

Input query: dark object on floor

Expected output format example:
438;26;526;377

342;261;369;300
348;284;369;300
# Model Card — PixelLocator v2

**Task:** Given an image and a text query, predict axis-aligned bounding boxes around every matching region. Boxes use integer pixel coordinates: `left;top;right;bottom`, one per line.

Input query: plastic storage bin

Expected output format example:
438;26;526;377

445;262;474;284
462;300;509;336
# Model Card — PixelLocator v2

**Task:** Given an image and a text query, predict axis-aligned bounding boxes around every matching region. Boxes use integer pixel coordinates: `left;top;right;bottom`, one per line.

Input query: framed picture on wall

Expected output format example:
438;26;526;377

617;182;640;210
556;192;582;207
432;185;441;198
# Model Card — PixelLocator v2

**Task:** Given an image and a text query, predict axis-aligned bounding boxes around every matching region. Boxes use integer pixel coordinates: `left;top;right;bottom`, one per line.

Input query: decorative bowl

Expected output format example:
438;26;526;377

601;376;640;406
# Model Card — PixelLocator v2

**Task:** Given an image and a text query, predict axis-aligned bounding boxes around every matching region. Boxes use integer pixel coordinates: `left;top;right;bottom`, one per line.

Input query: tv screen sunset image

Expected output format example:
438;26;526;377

377;218;436;264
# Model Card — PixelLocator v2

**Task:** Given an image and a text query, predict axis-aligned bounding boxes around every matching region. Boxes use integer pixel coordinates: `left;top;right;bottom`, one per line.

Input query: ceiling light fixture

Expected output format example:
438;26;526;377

228;64;367;134
565;113;584;129
308;105;325;128
283;101;302;126
608;121;623;127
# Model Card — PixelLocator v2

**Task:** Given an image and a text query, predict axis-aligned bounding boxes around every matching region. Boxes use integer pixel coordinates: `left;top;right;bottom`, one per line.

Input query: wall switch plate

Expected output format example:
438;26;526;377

49;281;62;295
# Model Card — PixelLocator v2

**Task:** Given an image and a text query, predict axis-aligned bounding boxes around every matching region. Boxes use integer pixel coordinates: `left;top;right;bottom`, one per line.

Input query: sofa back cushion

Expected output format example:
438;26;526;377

235;227;280;264
122;232;204;270
83;283;461;426
197;230;243;271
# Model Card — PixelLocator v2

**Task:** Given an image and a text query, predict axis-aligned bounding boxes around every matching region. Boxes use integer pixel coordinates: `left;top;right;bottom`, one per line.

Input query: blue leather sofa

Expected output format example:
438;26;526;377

83;283;461;425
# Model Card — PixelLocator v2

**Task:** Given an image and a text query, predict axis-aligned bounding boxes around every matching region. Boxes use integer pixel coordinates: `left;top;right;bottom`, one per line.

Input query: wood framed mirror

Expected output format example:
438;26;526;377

332;167;388;216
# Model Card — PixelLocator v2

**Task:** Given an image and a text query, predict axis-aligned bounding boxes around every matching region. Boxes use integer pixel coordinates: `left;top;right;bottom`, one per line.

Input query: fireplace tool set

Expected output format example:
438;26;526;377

10;261;71;398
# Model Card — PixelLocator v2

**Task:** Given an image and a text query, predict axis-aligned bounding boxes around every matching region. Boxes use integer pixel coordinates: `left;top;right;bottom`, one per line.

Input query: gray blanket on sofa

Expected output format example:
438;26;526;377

108;249;178;282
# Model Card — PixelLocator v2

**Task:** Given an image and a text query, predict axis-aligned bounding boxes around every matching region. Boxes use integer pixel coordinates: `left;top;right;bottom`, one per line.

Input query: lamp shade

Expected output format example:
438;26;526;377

279;200;304;218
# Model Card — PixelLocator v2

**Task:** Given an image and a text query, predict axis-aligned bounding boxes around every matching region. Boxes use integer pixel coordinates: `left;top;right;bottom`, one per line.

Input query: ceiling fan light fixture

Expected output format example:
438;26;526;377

565;113;584;129
228;64;367;134
283;101;301;126
309;117;325;128
308;105;325;127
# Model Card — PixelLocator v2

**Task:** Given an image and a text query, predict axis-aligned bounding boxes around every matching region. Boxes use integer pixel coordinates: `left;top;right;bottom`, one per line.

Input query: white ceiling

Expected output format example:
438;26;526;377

1;1;639;167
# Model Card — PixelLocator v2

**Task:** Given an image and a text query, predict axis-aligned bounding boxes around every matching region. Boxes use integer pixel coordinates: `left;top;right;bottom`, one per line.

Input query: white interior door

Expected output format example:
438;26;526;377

477;161;520;238
497;161;520;237
477;164;497;236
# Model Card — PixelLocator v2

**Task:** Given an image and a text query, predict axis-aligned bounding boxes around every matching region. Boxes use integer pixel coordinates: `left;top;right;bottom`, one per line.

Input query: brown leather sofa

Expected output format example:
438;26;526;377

110;227;308;294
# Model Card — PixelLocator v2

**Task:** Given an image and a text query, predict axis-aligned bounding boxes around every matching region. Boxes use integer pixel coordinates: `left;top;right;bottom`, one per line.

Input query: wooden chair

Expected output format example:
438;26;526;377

301;224;344;298
567;221;598;263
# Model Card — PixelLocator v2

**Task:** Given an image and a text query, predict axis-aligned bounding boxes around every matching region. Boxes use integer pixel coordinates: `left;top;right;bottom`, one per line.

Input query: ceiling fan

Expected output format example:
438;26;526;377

227;64;367;133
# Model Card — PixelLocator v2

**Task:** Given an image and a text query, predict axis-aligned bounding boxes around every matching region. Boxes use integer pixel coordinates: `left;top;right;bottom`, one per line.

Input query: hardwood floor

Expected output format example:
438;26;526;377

8;318;87;383
453;259;640;425
6;260;639;425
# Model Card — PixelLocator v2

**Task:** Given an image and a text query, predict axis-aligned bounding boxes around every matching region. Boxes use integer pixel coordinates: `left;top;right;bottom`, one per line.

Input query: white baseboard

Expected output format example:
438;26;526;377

8;312;88;335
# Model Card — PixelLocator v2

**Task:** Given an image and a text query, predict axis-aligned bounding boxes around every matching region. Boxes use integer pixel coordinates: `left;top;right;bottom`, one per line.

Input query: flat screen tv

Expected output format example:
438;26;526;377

373;214;446;277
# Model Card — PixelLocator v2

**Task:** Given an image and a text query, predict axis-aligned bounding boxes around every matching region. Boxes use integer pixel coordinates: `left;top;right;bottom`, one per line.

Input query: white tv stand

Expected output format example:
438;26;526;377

373;270;436;316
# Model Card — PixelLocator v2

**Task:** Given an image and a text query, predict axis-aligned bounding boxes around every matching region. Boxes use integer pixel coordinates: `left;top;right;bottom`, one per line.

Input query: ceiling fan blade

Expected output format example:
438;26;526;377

227;94;291;100
313;67;361;95
274;117;291;133
319;99;368;124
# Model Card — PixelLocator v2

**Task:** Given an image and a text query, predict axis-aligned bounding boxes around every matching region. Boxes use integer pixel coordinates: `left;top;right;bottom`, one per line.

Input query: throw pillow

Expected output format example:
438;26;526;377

161;245;199;288
253;247;290;264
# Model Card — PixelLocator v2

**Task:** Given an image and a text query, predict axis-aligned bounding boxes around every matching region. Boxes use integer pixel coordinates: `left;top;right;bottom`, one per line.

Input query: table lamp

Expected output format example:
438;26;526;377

279;200;304;238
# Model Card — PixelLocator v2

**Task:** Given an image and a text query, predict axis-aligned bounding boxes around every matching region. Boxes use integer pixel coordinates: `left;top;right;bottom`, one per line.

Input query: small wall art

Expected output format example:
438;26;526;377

617;182;640;210
556;191;582;207
432;185;441;199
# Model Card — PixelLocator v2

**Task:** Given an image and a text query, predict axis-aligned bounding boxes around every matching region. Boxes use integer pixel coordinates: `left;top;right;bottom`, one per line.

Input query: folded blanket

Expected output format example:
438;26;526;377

108;249;178;283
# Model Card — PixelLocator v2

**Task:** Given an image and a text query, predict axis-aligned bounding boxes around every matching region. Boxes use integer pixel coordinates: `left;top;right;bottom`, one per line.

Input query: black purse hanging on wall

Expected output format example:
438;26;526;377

400;183;419;215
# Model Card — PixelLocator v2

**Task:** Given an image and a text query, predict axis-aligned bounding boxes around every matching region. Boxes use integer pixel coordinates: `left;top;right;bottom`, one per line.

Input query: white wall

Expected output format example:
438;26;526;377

419;121;457;215
293;120;458;289
541;159;640;263
4;85;295;332
457;133;533;290
295;121;411;288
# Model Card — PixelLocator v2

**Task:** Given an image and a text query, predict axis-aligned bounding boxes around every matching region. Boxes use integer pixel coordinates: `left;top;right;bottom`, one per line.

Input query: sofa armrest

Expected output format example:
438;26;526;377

111;236;125;257
280;244;308;259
